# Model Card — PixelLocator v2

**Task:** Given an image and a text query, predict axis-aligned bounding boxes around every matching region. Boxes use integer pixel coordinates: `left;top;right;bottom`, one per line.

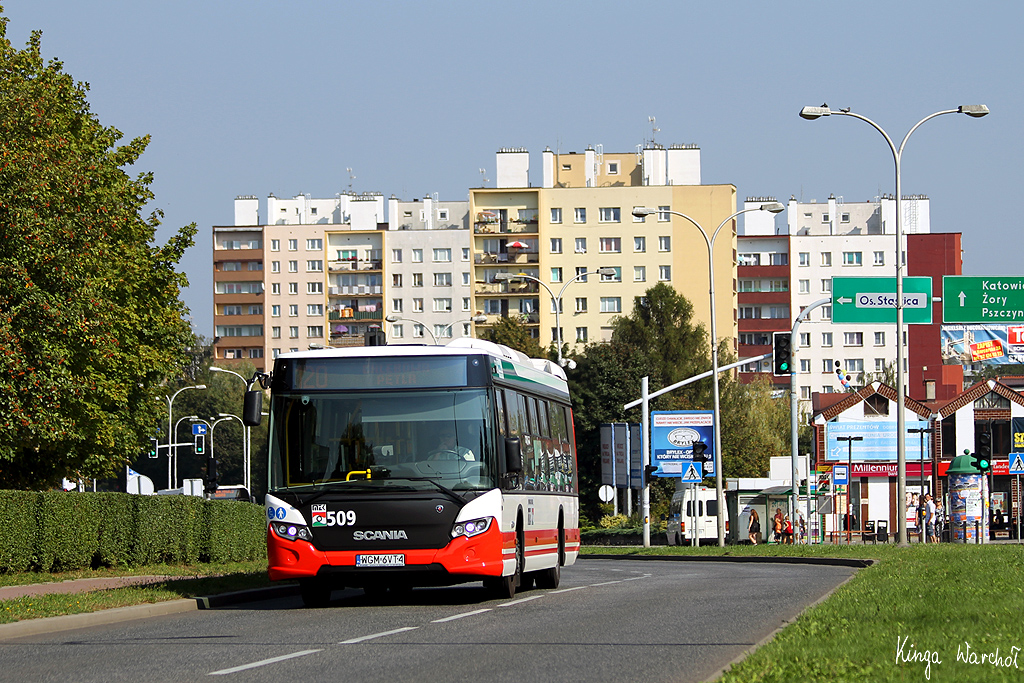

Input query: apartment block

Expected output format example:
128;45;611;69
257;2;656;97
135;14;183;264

470;145;737;354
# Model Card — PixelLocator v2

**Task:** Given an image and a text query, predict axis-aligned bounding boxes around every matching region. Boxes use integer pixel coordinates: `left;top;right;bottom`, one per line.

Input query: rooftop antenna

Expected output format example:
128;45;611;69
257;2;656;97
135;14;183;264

648;116;660;144
346;167;356;191
479;168;489;187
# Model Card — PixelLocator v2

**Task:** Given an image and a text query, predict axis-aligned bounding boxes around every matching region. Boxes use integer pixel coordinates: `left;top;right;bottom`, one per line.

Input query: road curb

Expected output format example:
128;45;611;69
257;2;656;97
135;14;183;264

581;553;876;568
0;584;300;641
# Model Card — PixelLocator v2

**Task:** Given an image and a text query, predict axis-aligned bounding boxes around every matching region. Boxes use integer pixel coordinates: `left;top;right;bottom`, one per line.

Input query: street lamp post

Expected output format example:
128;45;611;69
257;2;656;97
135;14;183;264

633;202;785;547
385;315;437;344
800;103;989;545
164;385;206;490
837;435;864;544
210;367;254;493
494;268;616;368
173;414;199;487
218;412;245;487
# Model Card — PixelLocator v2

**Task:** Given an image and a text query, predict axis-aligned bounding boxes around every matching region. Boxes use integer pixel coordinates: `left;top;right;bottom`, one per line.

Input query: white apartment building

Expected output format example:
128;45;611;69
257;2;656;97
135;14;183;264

738;194;931;402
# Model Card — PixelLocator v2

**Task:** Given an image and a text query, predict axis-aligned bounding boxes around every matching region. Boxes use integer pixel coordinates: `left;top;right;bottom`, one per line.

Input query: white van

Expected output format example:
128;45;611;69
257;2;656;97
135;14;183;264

666;485;720;545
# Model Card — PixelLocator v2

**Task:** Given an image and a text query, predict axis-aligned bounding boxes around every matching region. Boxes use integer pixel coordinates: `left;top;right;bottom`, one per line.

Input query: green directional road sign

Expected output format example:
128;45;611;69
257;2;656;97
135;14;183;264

943;276;1024;323
832;276;933;324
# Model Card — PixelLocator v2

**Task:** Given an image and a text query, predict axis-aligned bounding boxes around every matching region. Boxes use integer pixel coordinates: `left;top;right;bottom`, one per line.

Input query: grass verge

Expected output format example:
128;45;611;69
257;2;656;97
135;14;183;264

0;560;278;624
583;543;1024;682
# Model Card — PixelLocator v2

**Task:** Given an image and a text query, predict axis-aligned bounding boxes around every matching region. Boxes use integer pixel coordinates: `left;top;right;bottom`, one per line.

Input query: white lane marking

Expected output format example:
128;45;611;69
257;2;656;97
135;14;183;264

339;626;419;644
431;609;492;623
622;574;650;581
498;595;544;607
590;580;623;587
209;649;323;675
550;585;587;594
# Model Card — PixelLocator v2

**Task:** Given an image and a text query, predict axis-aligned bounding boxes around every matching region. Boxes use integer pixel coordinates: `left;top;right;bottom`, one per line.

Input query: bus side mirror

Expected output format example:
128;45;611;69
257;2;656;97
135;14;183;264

242;390;263;427
504;437;523;473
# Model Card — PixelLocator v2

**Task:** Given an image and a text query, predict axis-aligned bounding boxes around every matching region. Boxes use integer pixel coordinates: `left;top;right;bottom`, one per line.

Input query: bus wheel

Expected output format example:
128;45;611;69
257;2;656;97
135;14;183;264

492;528;523;599
299;579;332;608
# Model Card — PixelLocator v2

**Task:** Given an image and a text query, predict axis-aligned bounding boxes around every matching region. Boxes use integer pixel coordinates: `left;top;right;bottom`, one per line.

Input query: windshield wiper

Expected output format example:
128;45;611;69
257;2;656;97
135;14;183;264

394;477;465;504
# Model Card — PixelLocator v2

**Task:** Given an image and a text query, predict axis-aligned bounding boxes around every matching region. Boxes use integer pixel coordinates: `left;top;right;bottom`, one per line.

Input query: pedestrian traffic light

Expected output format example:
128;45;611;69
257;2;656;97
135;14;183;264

194;434;205;455
148;437;158;459
643;464;658;483
772;332;792;376
692;441;709;462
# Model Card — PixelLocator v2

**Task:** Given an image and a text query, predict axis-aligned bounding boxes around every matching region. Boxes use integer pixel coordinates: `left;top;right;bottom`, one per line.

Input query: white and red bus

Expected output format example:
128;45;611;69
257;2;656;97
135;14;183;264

246;338;580;607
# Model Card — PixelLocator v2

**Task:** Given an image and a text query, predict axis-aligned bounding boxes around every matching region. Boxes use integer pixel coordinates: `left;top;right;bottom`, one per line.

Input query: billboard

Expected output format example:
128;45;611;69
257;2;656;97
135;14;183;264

941;324;1024;366
825;420;930;461
650;411;715;477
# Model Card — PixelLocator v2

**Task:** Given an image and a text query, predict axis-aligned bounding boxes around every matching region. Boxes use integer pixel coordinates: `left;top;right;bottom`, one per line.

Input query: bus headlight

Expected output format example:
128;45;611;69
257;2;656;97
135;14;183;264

271;522;313;542
451;517;491;538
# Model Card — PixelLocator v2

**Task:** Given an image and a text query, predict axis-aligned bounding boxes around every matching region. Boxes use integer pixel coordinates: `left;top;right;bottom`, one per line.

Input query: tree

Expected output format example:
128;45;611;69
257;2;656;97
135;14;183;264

479;314;544;359
0;16;196;489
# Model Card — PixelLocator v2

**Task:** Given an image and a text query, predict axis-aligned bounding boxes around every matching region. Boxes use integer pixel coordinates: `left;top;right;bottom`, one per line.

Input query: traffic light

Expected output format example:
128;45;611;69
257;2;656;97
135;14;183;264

204;456;219;494
643;464;658;483
772;332;792;376
692;441;709;462
194;434;205;456
148;437;158;459
974;430;993;472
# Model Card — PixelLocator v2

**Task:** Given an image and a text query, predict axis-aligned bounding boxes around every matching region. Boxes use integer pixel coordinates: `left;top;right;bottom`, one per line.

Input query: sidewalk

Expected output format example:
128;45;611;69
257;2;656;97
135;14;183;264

0;575;178;601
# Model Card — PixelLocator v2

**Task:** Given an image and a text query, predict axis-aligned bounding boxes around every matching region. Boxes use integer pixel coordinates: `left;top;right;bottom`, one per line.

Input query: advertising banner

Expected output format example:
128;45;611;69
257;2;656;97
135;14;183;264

1013;418;1024;453
613;423;629;488
629;423;643;489
941;324;1024;366
600;424;614;486
825;420;930;461
650;411;715;477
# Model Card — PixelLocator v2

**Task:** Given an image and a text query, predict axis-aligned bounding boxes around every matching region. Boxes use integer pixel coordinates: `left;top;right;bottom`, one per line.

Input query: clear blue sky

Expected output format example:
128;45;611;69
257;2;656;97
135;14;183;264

6;1;1020;335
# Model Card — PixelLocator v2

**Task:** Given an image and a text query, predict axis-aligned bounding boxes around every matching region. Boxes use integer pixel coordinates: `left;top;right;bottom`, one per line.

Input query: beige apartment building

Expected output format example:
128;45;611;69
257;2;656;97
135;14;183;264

470;146;738;355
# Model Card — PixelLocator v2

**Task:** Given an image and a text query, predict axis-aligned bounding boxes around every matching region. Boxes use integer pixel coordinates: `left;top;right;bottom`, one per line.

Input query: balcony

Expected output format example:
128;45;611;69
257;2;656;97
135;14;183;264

473;220;538;235
328;259;382;272
328;284;383;296
474;281;540;295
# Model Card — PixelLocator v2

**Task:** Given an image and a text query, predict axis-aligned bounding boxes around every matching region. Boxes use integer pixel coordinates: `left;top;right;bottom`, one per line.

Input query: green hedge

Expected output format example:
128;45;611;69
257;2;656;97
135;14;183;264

0;491;267;574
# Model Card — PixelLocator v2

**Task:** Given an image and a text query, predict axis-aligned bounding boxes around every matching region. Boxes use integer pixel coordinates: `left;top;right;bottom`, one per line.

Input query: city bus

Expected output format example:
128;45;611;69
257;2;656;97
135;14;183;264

244;338;580;607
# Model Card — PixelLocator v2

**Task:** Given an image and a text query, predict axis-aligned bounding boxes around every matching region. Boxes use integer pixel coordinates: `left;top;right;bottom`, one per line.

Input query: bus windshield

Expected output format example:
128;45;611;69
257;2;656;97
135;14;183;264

267;388;495;494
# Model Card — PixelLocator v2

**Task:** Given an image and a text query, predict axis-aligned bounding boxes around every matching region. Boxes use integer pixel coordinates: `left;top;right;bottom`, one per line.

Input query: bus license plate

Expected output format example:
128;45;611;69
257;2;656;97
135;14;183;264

355;554;405;567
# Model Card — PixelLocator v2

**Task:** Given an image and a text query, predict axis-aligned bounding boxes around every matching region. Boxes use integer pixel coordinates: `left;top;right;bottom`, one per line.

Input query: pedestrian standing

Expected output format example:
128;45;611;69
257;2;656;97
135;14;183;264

925;494;937;543
773;508;784;543
934;500;944;542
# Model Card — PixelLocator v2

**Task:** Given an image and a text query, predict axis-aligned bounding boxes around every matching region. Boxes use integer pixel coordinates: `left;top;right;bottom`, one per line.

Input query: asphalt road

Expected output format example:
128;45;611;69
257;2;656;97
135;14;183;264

0;559;857;683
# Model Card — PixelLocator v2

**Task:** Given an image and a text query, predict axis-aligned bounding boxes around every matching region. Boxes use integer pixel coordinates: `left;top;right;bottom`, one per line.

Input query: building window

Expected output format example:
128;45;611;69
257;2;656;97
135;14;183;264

434;272;452;287
768;306;789;319
271;283;281;295
845;358;864;373
768;280;788;292
822;279;832;293
799;332;810;347
392;249;402;263
739;280;759;292
599;237;621;253
289;326;299;339
392;298;403;312
223;305;242;315
634;266;646;282
599;207;621;223
462;272;470;285
821;252;832;267
634;236;646;252
221;262;242;272
271;239;280;252
307;282;323;294
412;249;423;263
413;298;423;313
822;332;833;347
799;279;810;294
822;213;830;223
412;324;425;339
412;273;423;287
287;260;298;273
659;266;671;281
392;324;403;339
271;305;281;317
272;326;281;339
799;252;810;267
575;297;588;313
575;238;587;254
306;260;323;272
306;239;322;251
289;304;298;317
738;307;759;319
307;304;323;316
821;305;832;320
874;332;885;346
288;239;298;251
841;213;851;223
601;267;622;282
551;208;562;224
875;358;886;372
823;359;834;373
658;236;671;252
550;238;562;253
551;267;563;283
800;359;811;373
463;297;471;311
844;332;864;346
574;208;587;224
393;273;402;287
600;297;621;313
801;386;811;400
576;267;588;283
248;261;263;271
607;161;619;175
576;327;588;342
874;251;885;265
843;251;862;266
433;248;451;262
288;283;298;295
738;253;760;266
270;261;280;273
657;206;671;222
307;326;323;338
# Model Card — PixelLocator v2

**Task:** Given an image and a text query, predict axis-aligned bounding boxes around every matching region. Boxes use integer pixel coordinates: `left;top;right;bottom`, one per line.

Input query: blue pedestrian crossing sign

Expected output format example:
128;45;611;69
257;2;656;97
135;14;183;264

192;424;208;436
680;461;703;483
1009;453;1024;475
